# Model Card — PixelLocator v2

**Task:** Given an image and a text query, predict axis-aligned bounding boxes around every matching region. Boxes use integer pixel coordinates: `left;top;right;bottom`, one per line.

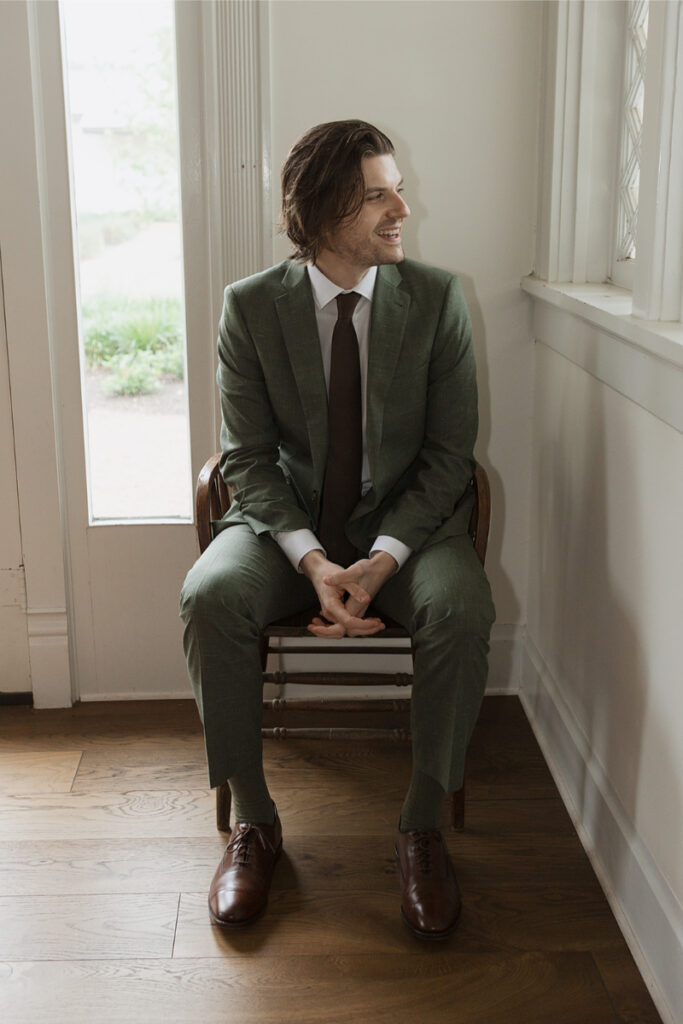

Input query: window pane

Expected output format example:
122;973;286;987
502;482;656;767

60;0;191;521
617;0;649;263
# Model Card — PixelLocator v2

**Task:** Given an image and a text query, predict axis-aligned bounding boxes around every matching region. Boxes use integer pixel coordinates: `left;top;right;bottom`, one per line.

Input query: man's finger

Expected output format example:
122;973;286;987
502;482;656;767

344;598;368;619
323;577;371;604
307;610;385;638
307;620;345;638
340;612;385;632
318;593;351;625
322;568;368;588
308;619;385;638
347;621;386;637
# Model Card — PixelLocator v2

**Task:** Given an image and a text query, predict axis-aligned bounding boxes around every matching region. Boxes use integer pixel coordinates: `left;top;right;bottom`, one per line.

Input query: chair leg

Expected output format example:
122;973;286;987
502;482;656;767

216;781;232;832
449;784;465;830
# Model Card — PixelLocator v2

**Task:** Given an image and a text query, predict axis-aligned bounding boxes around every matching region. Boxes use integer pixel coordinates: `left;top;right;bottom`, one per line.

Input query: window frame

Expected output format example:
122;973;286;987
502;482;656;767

608;0;647;292
534;0;683;325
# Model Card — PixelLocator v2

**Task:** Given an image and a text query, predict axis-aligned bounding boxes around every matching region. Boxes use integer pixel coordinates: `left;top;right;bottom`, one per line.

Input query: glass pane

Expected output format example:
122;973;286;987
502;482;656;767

60;0;191;520
617;0;649;262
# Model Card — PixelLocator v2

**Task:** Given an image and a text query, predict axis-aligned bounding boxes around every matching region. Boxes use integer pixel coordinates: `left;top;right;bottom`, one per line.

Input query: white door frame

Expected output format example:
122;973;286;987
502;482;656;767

0;0;271;705
0;1;72;707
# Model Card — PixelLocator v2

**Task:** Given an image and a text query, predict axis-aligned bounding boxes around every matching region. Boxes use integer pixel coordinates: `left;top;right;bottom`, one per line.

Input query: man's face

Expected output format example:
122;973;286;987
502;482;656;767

320;154;410;273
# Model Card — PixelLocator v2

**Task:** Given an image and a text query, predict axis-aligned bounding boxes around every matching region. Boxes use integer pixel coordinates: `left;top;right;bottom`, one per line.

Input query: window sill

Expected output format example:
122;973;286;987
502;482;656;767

521;276;682;433
521;276;683;370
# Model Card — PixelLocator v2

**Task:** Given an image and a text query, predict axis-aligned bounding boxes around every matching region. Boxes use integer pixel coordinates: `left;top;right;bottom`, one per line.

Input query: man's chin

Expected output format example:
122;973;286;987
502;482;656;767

377;245;405;266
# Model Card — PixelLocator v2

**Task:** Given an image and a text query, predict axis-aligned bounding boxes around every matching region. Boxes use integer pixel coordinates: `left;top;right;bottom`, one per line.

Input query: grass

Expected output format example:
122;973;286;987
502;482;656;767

81;295;185;395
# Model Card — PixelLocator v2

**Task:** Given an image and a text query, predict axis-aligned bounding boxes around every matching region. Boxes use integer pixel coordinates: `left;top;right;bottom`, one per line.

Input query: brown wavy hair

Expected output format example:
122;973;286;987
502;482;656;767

280;120;395;263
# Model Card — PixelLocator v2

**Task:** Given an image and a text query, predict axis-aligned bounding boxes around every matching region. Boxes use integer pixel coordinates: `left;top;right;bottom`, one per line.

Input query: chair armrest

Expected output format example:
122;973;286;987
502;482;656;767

195;453;230;554
469;462;491;567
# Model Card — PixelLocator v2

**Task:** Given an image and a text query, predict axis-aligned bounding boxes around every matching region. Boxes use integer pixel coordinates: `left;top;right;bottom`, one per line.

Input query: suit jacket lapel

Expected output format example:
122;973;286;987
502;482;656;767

365;263;411;485
275;262;329;484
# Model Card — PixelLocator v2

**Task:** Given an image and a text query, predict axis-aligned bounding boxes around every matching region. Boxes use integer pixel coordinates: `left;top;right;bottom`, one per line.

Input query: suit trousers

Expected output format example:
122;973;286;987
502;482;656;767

179;525;496;792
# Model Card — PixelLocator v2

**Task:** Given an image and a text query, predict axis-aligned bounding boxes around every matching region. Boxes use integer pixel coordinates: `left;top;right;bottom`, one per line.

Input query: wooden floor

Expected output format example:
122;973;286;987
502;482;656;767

0;695;661;1024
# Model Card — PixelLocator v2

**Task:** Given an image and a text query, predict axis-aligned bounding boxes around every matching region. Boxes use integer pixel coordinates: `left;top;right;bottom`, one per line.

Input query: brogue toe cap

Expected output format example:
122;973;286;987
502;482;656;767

209;884;265;924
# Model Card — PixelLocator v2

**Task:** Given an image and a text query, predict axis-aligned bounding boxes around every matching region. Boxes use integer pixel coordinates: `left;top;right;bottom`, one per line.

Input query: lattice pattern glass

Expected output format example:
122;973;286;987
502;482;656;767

617;0;649;262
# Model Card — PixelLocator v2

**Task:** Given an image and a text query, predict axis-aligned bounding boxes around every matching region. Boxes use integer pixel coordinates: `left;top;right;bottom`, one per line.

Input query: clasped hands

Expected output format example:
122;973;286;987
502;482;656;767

299;549;398;638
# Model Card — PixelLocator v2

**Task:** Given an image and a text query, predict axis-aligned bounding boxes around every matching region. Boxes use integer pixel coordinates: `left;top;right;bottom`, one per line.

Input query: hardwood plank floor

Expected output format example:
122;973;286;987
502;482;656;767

0;953;619;1024
0;893;179;960
0;696;662;1023
0;751;83;794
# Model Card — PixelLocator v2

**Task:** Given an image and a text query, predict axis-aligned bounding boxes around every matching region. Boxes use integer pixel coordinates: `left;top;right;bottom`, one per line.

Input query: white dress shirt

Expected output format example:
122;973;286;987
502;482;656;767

271;263;413;572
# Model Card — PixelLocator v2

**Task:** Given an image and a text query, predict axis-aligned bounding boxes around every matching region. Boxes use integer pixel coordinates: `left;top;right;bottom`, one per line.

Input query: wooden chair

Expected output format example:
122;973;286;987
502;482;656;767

195;454;491;832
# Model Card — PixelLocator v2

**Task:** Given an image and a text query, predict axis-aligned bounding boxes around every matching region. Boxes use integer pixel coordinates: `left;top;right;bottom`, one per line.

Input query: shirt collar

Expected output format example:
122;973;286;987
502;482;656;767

307;263;377;311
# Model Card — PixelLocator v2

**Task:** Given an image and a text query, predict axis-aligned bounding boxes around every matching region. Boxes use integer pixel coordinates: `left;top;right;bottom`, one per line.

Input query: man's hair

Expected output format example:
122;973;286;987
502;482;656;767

280;119;395;263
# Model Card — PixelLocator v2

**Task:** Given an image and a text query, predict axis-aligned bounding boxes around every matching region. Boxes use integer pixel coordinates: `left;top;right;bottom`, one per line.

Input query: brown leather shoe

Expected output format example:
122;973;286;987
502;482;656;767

394;827;462;940
208;809;282;927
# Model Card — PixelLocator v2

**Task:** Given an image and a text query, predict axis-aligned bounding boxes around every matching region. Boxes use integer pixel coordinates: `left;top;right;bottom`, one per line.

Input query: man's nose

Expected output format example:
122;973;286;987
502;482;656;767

390;192;411;219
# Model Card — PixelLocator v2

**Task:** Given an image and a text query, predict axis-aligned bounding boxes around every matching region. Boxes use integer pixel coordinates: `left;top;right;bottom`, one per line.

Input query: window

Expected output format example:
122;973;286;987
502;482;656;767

60;0;192;520
615;0;649;265
534;0;683;323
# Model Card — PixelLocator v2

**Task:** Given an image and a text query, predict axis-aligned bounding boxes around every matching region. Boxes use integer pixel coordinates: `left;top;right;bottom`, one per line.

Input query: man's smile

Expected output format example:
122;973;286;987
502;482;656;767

377;225;403;243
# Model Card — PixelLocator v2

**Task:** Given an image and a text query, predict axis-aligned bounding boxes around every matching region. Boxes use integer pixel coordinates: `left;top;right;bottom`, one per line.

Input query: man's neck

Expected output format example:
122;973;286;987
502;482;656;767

314;252;370;291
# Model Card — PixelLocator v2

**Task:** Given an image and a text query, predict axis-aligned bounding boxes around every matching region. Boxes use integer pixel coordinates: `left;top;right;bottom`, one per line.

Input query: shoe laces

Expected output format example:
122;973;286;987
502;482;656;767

225;824;268;867
411;831;436;875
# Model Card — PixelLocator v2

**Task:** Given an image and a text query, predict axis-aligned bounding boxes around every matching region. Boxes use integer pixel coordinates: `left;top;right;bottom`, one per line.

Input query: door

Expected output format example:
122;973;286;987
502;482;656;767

29;0;220;701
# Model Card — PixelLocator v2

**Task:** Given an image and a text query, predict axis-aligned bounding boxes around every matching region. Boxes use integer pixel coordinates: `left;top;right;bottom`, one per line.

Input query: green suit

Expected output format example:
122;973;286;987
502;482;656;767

181;258;495;790
215;258;478;552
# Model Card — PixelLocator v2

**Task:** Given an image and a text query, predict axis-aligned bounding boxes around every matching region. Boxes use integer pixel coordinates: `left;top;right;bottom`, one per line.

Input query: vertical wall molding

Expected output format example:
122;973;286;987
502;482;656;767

209;0;269;289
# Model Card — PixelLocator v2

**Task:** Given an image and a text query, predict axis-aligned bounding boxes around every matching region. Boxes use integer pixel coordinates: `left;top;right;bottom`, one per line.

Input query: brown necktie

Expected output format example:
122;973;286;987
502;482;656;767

318;291;362;567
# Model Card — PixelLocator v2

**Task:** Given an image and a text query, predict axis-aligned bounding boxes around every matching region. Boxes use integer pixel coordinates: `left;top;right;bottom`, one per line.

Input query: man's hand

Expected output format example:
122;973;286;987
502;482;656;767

300;549;397;638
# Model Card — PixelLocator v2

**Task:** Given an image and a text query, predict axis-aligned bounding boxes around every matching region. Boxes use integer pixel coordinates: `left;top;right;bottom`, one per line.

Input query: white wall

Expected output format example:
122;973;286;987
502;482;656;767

0;271;30;696
267;0;542;676
523;335;683;1023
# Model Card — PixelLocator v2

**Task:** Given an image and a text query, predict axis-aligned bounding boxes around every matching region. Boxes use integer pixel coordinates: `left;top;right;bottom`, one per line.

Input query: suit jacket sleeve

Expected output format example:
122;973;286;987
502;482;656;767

216;286;314;536
375;275;477;551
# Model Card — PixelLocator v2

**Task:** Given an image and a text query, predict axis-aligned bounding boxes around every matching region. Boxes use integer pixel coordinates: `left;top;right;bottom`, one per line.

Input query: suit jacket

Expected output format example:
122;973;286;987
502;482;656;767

215;257;478;557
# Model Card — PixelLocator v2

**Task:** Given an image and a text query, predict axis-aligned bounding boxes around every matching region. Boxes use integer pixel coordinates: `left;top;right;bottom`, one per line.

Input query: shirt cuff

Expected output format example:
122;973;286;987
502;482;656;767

271;529;325;572
369;535;412;570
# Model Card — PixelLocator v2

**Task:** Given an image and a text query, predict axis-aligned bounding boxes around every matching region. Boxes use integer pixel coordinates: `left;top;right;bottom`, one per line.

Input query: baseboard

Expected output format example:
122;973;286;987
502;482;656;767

26;608;72;708
486;623;522;694
79;689;195;702
520;636;681;1024
0;691;33;706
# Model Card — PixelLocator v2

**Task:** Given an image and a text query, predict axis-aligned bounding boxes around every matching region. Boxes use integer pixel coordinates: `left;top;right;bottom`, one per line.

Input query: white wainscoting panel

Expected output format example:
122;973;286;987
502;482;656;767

521;635;681;1024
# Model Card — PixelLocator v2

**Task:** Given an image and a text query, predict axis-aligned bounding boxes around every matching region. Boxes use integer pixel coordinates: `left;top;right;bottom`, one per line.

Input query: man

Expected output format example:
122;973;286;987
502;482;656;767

180;120;495;940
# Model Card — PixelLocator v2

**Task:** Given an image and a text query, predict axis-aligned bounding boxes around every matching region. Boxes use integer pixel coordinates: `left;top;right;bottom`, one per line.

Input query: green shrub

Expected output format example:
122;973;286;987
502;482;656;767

103;351;160;396
82;295;185;386
152;345;185;378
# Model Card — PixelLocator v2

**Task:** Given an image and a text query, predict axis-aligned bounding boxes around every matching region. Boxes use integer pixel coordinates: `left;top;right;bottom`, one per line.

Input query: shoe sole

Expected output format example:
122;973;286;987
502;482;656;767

394;845;462;941
208;841;282;928
400;902;461;941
